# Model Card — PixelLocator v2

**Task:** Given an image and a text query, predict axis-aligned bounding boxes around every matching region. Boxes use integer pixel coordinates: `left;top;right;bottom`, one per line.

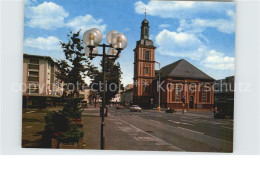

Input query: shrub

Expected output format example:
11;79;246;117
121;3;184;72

57;127;84;143
75;122;83;128
42;111;70;147
62;98;83;119
44;111;70;133
42;98;84;147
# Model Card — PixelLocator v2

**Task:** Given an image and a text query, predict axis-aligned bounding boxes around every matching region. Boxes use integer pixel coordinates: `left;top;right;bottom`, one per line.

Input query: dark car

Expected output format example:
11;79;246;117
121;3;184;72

165;108;175;113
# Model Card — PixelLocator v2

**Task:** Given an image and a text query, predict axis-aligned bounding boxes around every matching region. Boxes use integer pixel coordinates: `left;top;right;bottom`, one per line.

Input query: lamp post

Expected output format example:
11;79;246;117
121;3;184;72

83;28;127;150
155;61;161;112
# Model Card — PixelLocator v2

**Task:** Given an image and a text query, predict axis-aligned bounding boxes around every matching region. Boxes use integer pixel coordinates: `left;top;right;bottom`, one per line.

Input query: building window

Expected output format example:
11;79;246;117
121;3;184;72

28;64;39;70
144;67;149;75
28;59;39;70
28;71;39;77
202;89;207;103
29;59;39;65
144;28;148;36
28;76;39;82
176;87;181;102
145;51;149;60
28;83;39;94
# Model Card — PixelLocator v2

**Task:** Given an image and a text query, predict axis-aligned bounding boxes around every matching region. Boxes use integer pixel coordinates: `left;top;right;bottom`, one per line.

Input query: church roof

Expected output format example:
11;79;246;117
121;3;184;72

160;59;215;81
142;19;149;26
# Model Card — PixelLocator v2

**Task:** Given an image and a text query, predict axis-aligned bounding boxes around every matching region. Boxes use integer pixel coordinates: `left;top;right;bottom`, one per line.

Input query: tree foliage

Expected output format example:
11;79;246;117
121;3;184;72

56;30;92;97
89;58;123;104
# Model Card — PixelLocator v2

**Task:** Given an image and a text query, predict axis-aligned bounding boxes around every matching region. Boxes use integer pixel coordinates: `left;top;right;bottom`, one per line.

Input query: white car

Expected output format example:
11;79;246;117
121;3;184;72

130;105;142;112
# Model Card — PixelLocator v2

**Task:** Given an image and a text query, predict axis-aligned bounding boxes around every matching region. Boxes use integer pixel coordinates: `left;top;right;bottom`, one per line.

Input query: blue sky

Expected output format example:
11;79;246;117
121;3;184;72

24;0;236;86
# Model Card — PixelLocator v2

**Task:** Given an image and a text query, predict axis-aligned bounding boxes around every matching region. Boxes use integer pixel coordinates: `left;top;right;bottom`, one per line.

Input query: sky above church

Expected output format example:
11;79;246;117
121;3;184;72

23;0;236;86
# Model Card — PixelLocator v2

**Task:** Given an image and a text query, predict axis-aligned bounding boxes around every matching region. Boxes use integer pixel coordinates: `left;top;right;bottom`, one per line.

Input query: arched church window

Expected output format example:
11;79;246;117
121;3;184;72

175;86;181;102
145;51;149;60
144;64;149;75
202;89;207;103
144;67;149;74
144;28;148;36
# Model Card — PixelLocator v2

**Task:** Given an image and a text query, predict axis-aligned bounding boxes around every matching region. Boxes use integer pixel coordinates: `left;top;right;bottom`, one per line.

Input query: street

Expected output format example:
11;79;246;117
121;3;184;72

82;106;233;152
22;106;233;152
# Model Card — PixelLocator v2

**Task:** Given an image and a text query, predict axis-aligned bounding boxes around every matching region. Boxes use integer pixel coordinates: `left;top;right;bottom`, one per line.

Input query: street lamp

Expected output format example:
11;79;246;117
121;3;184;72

83;28;127;150
155;61;161;112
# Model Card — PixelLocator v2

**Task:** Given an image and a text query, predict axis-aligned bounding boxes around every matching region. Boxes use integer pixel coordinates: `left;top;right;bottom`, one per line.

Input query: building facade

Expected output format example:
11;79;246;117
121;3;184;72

214;76;234;118
79;89;91;103
110;90;123;104
133;18;156;106
23;54;63;108
121;88;133;107
133;18;215;111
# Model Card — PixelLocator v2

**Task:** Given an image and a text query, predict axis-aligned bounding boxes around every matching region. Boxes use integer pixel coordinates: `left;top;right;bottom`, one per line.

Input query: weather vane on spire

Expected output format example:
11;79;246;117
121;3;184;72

143;7;148;19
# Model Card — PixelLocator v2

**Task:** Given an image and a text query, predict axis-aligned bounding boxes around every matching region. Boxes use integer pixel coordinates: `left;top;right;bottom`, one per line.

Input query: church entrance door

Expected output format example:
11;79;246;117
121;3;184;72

189;96;194;109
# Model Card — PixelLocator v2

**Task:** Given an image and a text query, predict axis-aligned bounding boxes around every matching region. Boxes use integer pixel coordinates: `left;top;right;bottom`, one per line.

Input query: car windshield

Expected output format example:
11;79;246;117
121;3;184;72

132;105;139;107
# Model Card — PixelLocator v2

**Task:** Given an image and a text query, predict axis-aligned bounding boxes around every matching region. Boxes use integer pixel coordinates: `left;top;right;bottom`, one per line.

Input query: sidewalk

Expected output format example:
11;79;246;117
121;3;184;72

82;107;182;151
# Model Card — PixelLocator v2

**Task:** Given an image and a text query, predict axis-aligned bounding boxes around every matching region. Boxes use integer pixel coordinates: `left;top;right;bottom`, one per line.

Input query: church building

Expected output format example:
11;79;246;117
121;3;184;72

133;17;215;111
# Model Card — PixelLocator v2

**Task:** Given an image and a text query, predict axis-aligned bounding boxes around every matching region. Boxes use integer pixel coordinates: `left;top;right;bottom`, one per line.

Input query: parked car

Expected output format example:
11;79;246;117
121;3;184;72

130;105;142;112
116;105;124;110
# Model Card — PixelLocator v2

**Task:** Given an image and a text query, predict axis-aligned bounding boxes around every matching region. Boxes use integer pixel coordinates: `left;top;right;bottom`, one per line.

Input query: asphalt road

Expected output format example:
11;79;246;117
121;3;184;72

108;107;233;152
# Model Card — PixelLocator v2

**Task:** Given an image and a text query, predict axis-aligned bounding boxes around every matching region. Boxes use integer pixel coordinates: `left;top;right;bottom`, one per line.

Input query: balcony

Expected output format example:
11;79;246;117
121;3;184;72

28;64;39;70
28;76;39;82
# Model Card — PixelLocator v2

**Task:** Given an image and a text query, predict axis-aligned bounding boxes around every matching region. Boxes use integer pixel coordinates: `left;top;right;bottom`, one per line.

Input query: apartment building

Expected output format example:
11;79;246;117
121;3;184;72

23;54;63;108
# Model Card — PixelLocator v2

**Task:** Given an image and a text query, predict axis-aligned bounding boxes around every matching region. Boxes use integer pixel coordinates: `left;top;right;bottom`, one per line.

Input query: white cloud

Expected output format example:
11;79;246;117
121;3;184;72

25;2;69;30
155;29;206;61
159;24;170;29
202;50;235;70
66;14;106;33
155;29;235;70
177;10;235;34
24;2;107;32
24;36;62;51
135;1;234;19
135;1;235;34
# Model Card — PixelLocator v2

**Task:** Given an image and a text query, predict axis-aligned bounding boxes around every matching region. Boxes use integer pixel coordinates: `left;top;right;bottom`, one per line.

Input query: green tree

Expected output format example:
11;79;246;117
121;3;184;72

56;30;91;97
90;58;123;104
55;60;70;103
88;90;98;107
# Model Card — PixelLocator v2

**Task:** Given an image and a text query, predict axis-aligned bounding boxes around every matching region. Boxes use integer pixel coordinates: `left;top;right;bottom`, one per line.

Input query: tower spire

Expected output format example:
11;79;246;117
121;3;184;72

143;7;148;19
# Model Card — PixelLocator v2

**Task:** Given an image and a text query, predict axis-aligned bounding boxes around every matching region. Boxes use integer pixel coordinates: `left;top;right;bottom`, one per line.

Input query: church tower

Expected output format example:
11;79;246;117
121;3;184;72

133;16;156;108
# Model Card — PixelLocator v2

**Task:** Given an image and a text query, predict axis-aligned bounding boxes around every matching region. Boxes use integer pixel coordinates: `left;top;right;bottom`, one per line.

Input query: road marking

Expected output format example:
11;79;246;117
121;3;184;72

134;137;154;141
110;114;184;151
177;127;205;135
168;120;195;126
180;122;194;126
168;120;181;124
219;126;233;130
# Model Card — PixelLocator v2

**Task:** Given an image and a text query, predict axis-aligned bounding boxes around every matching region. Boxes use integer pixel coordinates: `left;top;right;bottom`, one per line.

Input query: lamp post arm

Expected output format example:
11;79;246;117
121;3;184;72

88;44;121;60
